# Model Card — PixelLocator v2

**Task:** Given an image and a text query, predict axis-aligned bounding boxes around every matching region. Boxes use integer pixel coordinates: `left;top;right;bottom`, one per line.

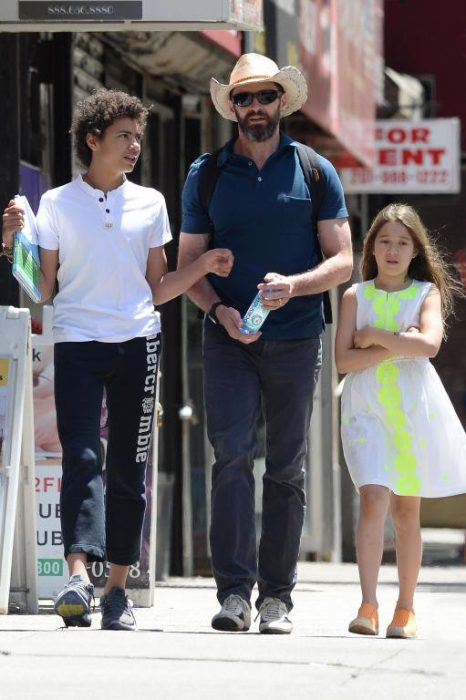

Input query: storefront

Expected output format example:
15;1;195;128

0;5;262;586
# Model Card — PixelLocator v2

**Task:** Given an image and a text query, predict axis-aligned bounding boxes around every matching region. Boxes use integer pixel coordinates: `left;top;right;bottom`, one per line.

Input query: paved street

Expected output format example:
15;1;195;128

1;557;465;700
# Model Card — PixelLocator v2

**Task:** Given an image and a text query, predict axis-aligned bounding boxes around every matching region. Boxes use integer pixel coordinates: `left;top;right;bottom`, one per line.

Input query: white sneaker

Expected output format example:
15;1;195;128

211;594;251;631
258;597;293;634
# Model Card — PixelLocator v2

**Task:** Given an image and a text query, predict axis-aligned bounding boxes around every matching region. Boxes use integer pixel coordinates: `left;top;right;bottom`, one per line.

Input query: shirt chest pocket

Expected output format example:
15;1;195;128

277;195;312;235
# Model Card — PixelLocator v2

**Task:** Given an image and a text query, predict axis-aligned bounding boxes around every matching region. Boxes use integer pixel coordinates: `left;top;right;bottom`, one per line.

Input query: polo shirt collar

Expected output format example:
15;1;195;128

217;131;300;166
76;173;128;198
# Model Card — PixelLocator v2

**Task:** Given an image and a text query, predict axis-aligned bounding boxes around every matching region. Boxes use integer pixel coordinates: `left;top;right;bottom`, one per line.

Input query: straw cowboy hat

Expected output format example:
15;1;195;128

210;53;308;122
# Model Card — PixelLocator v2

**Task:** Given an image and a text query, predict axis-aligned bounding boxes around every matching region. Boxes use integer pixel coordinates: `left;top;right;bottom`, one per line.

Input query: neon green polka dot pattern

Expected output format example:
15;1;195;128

369;283;421;495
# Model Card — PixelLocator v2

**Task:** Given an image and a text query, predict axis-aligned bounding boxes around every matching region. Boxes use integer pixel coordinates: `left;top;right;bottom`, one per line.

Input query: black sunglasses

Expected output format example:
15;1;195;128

231;89;282;108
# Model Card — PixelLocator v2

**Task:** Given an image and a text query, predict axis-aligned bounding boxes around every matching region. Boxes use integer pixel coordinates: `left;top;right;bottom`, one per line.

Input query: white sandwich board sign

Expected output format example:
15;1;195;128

0;306;38;614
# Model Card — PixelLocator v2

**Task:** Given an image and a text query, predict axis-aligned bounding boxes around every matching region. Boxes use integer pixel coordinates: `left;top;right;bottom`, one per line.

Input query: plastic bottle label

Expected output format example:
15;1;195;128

240;292;270;335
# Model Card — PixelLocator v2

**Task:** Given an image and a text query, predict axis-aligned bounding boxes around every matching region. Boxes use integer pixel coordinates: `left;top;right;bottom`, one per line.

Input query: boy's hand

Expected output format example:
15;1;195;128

202;248;234;277
2;200;24;247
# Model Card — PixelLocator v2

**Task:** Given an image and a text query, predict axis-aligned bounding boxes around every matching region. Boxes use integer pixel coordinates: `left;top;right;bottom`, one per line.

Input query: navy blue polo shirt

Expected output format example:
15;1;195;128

181;132;348;340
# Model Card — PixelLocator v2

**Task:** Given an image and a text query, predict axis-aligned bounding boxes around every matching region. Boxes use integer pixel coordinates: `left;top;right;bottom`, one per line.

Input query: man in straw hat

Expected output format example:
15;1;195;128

178;54;352;633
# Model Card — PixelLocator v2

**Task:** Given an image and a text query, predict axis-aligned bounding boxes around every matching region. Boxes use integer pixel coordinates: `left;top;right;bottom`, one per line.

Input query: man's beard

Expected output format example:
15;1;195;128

235;106;281;142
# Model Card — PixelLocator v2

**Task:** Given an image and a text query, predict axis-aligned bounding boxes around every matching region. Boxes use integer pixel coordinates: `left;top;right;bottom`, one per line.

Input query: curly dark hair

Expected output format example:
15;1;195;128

71;88;150;167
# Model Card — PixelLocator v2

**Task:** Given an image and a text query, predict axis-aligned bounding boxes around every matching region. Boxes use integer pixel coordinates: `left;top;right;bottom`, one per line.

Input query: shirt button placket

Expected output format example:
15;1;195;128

100;194;113;229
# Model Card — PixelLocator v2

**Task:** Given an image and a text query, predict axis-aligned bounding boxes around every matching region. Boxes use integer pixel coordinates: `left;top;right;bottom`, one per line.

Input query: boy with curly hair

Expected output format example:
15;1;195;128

2;88;233;630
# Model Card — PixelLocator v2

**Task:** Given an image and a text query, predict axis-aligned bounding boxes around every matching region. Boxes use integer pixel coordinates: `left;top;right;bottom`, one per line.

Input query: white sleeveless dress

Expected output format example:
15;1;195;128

341;279;466;497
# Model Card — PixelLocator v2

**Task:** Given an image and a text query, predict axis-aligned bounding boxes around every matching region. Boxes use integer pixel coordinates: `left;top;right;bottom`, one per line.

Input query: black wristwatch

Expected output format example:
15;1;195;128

207;301;224;324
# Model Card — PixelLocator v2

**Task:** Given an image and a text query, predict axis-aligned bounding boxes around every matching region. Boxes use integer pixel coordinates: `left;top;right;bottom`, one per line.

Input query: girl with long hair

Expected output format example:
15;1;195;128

335;203;466;639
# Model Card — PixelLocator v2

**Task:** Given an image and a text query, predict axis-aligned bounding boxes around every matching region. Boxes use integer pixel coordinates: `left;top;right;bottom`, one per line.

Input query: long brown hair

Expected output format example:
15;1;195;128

360;203;463;324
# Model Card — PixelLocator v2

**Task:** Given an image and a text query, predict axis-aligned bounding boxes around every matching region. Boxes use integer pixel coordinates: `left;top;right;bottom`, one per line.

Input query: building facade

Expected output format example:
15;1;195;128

1;1;393;575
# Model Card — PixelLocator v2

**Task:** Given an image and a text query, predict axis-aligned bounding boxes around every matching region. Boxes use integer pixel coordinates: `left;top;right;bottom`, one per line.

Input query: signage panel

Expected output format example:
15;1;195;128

31;309;159;603
1;0;263;30
19;1;142;20
0;359;12;465
340;119;461;194
297;0;384;167
0;308;38;615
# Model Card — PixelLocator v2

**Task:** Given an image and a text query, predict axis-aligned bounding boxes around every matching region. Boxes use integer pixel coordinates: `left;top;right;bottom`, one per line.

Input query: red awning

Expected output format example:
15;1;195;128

201;30;241;57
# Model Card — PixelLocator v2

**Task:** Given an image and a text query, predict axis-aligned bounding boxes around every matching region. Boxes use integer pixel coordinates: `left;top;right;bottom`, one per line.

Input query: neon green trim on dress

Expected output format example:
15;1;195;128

367;282;421;495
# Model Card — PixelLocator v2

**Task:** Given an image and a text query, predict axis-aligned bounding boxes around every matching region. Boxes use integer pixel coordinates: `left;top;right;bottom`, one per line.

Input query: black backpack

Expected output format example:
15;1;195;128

197;143;332;323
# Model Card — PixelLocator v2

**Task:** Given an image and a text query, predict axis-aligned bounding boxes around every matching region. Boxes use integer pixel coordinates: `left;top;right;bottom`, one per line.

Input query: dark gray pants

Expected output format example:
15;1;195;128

203;322;322;610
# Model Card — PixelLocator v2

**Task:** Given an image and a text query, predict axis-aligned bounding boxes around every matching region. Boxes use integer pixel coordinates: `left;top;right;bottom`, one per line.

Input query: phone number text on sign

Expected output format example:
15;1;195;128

90;561;142;579
38;558;64;576
348;169;450;186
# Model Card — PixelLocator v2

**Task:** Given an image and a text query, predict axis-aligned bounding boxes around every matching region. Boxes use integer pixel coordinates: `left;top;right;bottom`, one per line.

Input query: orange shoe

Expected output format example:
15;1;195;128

348;603;379;635
386;608;417;639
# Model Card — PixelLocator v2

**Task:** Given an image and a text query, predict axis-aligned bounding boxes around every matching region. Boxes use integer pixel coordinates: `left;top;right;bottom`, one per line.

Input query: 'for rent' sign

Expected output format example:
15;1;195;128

340;119;460;194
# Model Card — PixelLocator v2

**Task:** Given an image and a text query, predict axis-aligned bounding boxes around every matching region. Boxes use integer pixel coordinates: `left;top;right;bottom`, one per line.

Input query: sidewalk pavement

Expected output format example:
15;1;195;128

1;560;465;700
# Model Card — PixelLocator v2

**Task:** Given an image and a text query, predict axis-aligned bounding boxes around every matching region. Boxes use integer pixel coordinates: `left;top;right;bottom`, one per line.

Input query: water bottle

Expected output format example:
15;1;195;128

240;292;270;335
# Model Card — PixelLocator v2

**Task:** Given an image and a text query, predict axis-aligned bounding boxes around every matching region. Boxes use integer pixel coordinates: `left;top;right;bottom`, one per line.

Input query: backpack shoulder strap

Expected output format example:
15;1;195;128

197;150;222;221
296;143;333;324
296;143;325;222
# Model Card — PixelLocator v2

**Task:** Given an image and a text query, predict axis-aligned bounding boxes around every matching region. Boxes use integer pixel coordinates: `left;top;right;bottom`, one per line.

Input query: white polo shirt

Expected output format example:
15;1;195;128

36;175;172;343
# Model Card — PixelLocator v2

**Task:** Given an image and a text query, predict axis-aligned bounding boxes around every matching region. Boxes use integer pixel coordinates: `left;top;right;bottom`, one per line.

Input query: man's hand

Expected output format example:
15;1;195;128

257;272;294;311
2;200;24;247
200;248;234;277
216;305;261;344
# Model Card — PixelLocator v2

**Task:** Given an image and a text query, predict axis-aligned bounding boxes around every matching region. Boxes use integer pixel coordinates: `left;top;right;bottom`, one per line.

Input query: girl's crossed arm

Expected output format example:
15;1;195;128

335;287;393;374
354;286;443;359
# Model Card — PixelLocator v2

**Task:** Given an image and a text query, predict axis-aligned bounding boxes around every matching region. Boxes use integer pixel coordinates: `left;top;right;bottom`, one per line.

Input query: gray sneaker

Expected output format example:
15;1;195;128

54;574;94;628
100;587;137;631
258;597;293;634
211;594;251;631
